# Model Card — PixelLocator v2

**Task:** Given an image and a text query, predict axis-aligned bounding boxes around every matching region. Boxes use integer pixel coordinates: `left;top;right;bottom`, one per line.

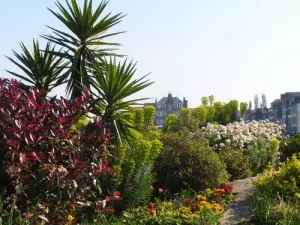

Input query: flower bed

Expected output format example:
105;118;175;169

113;184;234;225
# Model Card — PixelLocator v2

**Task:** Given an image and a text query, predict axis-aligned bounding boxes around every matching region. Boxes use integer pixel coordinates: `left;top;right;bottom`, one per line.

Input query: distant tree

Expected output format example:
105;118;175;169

192;105;208;125
213;101;224;123
134;109;144;127
201;96;208;106
222;103;231;124
165;113;179;131
240;102;248;118
206;106;215;123
208;95;214;106
262;93;267;109
249;101;253;111
228;100;239;122
254;94;259;109
179;108;192;126
144;105;156;128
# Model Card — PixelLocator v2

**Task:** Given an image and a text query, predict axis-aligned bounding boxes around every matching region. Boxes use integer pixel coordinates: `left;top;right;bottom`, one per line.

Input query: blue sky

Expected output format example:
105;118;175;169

1;0;300;107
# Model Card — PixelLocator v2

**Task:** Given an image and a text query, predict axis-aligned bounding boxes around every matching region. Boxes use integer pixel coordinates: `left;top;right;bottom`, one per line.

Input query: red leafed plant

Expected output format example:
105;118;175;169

0;79;119;224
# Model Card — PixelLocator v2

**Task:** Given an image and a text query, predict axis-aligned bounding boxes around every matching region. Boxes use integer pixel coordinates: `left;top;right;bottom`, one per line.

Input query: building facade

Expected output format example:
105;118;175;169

247;92;300;134
154;93;188;126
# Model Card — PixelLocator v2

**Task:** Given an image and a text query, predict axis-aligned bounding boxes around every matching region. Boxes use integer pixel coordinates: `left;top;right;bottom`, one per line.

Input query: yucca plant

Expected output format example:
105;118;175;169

6;40;67;91
43;0;125;98
89;58;154;140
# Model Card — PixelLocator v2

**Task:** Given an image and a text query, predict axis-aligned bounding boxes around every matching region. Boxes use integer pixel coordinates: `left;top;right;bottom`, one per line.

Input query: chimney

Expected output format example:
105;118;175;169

183;97;188;108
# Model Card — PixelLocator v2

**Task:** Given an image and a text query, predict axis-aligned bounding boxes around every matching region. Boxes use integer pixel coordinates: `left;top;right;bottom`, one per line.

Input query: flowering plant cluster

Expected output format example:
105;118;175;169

0;79;119;224
255;154;300;198
118;184;234;225
200;120;285;150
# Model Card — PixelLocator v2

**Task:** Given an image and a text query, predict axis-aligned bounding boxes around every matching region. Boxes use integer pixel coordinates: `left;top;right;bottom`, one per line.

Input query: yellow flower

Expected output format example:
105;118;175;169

26;212;33;219
181;206;191;213
205;189;214;195
167;202;173;207
196;195;206;201
161;201;167;206
150;209;157;216
67;215;74;222
295;193;300;198
199;201;208;205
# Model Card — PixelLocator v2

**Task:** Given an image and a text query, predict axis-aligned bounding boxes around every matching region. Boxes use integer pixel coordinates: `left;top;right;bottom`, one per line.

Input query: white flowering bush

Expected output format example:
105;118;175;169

200;120;285;150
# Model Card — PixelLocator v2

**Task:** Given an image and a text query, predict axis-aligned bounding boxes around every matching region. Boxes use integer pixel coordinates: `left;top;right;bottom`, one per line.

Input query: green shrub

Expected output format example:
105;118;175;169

219;148;252;180
280;134;300;161
116;129;163;212
153;131;228;194
247;138;280;175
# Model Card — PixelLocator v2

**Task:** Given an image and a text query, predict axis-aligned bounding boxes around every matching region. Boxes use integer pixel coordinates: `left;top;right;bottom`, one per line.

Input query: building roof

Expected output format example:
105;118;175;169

157;93;183;105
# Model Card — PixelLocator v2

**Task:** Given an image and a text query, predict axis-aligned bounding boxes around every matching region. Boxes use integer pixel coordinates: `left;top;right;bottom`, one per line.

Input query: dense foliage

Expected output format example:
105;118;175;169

279;134;300;161
219;148;252;180
251;154;300;224
0;79;119;224
154;131;228;195
115;107;163;212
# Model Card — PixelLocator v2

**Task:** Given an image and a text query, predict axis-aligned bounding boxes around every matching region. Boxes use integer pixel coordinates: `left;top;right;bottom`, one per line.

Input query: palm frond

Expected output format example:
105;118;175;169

42;0;125;97
6;39;68;91
89;58;153;140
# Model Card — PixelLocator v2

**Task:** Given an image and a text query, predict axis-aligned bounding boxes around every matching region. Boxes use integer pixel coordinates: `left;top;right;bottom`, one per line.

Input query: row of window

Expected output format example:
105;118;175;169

157;104;182;109
156;111;180;117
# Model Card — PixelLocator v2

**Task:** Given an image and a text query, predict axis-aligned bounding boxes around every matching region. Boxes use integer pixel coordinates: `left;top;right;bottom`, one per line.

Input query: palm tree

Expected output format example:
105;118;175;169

6;40;67;91
89;58;154;140
43;0;125;98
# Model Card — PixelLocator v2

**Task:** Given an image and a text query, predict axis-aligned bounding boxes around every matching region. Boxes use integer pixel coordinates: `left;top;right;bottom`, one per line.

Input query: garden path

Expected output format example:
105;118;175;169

220;177;256;225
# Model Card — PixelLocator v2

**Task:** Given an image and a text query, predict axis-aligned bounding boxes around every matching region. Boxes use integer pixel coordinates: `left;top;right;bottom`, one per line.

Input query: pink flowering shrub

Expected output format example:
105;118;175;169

0;79;119;224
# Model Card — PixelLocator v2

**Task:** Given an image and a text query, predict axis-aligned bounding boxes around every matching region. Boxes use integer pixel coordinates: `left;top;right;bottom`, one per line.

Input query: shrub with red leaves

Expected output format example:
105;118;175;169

0;79;119;224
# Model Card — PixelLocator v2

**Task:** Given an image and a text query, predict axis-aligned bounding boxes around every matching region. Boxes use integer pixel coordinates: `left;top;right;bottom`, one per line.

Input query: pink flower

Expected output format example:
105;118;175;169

158;188;164;194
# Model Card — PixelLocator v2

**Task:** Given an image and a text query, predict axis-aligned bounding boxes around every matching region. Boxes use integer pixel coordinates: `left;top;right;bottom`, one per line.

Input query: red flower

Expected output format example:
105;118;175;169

184;198;194;206
149;186;155;191
149;202;155;209
218;183;233;195
158;188;164;194
112;191;121;200
113;191;120;197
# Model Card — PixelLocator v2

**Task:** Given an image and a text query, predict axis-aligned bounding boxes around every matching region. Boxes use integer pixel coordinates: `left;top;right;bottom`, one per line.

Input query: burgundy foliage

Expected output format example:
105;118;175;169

0;79;118;224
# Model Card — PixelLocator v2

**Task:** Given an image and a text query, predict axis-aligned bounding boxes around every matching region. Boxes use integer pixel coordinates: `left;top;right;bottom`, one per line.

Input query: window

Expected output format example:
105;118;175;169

157;104;161;109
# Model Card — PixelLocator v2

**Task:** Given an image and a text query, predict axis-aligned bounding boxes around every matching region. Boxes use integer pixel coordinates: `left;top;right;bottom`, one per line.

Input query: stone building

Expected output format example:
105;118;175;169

154;93;188;126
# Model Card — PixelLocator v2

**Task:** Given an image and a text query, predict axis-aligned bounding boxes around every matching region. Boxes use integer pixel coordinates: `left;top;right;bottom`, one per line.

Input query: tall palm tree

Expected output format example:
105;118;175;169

6;40;67;91
89;58;154;140
43;0;125;98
